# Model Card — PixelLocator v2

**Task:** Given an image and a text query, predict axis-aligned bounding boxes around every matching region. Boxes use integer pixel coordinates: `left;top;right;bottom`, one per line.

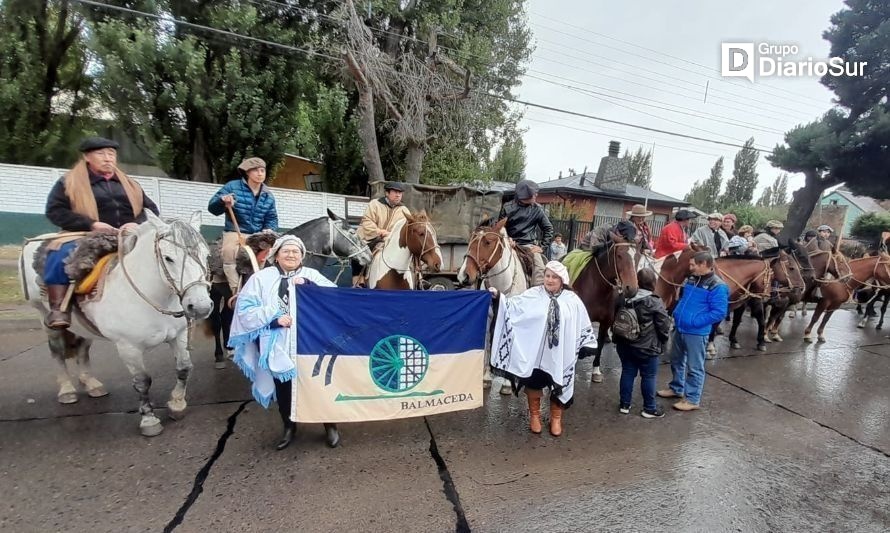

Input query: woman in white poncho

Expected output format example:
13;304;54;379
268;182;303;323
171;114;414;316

229;235;340;451
490;261;597;437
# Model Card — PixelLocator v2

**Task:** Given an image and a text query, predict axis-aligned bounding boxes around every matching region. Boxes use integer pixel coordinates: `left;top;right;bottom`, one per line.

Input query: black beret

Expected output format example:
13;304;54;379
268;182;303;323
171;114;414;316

79;137;120;153
384;182;405;191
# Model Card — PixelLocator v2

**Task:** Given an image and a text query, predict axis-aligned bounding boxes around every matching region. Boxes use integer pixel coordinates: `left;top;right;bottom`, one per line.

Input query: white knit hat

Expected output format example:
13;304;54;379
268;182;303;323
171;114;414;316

545;260;570;285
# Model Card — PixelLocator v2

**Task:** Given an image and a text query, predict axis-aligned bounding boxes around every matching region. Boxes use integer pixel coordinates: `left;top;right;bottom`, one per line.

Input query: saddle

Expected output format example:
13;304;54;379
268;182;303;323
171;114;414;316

512;244;536;284
208;232;279;281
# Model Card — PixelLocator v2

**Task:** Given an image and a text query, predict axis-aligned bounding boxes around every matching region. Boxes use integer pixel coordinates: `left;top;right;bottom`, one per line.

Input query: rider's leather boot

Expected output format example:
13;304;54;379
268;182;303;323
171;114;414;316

45;284;71;330
324;423;340;448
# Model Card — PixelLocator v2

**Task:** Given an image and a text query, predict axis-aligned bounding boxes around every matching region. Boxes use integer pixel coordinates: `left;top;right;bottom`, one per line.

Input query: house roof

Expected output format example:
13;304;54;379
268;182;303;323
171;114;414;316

826;189;888;214
523;173;688;205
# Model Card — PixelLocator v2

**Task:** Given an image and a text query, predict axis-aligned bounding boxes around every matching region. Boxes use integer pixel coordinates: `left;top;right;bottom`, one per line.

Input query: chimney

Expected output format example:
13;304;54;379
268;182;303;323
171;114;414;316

578;165;589;187
594;140;630;192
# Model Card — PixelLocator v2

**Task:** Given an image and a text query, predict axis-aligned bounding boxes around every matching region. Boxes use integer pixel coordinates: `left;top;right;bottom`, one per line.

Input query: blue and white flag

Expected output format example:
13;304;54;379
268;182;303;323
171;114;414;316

291;286;490;423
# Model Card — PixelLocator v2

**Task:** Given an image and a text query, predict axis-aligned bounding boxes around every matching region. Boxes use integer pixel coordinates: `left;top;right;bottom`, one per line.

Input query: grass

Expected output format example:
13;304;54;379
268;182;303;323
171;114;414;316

0;266;24;306
0;245;20;261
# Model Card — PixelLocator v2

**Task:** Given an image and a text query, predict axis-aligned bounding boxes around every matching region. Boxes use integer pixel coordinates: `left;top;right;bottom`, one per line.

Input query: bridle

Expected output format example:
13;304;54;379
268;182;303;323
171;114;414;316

809;249;853;283
592;241;635;292
381;219;441;287
304;219;370;283
465;228;515;280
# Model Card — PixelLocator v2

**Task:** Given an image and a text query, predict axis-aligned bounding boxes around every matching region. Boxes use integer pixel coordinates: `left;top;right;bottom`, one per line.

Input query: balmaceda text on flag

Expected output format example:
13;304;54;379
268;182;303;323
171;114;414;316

291;285;491;423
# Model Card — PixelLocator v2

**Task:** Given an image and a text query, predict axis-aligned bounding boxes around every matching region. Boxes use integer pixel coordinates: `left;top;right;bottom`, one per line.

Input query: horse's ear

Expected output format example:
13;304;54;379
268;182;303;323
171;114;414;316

188;210;202;231
494;217;507;232
145;210;162;227
404;211;415;224
327;208;340;221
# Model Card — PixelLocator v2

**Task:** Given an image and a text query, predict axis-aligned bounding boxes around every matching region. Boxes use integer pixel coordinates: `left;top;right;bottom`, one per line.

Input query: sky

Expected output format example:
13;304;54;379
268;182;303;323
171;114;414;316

516;0;847;203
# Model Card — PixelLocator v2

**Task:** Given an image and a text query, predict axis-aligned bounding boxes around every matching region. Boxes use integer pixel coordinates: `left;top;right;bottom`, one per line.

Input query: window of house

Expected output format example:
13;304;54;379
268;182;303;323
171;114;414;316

829;200;838;205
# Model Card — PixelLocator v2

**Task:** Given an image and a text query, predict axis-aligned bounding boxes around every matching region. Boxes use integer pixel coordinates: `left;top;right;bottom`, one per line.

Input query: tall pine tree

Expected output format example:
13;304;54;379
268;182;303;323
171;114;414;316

684;156;724;213
721;138;759;208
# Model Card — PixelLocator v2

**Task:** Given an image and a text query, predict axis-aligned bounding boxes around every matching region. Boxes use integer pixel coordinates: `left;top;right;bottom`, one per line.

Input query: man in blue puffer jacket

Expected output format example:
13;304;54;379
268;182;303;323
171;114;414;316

657;251;729;411
208;157;279;294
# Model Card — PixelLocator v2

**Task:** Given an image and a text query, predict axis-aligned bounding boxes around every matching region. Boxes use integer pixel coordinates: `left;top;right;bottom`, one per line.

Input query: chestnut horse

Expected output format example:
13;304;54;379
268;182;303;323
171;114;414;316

803;253;890;342
763;241;813;341
367;211;443;289
573;234;638;382
653;245;706;311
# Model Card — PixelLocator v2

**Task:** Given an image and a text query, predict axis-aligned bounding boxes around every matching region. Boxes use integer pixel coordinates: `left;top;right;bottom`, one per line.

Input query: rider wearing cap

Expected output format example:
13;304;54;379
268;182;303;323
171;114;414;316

208;157;279;295
753;220;784;252
692;212;730;257
654;209;696;259
43;136;160;329
499;180;554;286
806;224;836;253
352;181;411;287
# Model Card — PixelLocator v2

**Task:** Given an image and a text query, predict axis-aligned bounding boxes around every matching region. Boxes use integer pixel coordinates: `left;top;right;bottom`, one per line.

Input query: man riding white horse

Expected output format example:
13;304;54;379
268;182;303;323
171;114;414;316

43;136;160;329
499;180;554;286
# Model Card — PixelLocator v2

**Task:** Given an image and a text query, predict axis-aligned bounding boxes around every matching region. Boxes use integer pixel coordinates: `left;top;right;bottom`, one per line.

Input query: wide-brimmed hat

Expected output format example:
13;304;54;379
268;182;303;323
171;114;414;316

545;260;570;285
79;137;120;153
674;209;696;221
238;157;266;171
626;204;652;218
384;181;404;192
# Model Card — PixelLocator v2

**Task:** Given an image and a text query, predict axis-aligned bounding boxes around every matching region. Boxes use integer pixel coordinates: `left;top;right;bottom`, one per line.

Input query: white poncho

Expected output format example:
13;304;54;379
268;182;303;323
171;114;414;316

491;286;597;405
229;265;336;407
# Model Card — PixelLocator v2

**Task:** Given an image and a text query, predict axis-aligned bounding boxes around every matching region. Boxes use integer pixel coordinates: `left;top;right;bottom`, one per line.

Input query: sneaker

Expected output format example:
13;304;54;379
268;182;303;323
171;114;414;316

672;399;701;411
619;404;631;414
656;389;681;398
641;408;665;418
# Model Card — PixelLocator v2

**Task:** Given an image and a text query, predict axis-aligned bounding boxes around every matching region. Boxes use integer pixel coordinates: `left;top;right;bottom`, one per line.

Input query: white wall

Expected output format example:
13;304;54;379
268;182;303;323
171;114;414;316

0;163;368;228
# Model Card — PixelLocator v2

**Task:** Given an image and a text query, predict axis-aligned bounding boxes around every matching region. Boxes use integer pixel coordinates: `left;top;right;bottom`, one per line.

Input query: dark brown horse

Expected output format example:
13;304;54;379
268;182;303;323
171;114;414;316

763;241;813;341
573;234;638;382
367;211;443;289
803;253;890;342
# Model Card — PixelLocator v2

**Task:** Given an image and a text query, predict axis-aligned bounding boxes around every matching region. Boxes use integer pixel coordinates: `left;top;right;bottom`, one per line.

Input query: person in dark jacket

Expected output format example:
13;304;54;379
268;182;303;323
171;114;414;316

208;157;279;295
658;251;729;411
615;269;671;418
499;179;554;286
43;136;160;329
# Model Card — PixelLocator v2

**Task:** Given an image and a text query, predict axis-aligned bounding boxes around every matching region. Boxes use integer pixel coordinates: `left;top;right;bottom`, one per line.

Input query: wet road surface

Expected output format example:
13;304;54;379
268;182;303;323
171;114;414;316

1;308;888;532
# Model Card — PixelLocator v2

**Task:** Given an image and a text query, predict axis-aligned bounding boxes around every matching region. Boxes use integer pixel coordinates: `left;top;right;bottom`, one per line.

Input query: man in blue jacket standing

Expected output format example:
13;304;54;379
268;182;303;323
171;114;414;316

208;157;279;295
658;251;729;411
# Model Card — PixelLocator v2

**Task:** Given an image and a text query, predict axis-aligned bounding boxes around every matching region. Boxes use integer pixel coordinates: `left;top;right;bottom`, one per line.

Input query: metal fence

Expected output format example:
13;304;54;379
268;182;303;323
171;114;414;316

550;216;701;252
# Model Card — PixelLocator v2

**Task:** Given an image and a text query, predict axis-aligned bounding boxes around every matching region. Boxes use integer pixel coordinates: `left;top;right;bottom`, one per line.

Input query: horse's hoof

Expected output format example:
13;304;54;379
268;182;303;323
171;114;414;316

499;384;512;395
591;372;604;383
772;334;783;342
214;361;227;370
731;342;741;349
817;336;827;343
857;322;866;329
763;336;772;343
140;417;164;437
877;324;883;330
168;409;187;421
803;336;813;343
86;386;108;398
482;379;492;390
58;392;78;404
757;345;767;352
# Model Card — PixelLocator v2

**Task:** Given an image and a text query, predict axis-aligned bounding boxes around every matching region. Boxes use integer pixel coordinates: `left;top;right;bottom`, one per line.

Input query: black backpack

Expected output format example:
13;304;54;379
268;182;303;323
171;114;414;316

612;299;642;341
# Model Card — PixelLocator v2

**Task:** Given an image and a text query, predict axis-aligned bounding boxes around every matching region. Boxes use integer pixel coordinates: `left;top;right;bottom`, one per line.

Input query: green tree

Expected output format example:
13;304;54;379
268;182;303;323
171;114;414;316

850;212;890;243
756;186;773;207
623;146;653;188
721;138;759;208
90;0;319;181
772;0;890;240
771;173;789;205
488;134;526;183
684;156;723;213
0;0;93;166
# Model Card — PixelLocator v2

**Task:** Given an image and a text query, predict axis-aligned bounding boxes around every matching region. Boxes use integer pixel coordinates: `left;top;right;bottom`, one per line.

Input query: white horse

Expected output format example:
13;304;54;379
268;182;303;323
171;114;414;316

367;212;443;290
457;218;528;394
19;211;213;436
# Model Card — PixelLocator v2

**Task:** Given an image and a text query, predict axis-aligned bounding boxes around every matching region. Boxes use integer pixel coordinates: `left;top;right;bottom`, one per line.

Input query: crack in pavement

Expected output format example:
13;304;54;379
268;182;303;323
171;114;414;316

707;372;890;460
162;400;250;532
424;417;470;533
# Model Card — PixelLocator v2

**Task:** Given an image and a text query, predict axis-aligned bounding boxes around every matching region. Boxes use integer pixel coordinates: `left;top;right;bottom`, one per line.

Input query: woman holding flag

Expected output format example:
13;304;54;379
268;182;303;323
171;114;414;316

489;261;597;437
228;235;341;450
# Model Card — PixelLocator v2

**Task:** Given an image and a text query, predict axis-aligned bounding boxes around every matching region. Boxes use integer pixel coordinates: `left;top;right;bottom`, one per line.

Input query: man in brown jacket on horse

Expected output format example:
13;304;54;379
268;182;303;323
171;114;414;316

352;182;411;286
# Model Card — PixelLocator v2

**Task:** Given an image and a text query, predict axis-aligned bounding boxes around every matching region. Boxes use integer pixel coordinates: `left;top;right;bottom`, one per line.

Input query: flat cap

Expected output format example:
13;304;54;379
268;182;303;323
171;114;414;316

79;137;120;153
384;182;404;191
515;179;539;200
238;157;266;171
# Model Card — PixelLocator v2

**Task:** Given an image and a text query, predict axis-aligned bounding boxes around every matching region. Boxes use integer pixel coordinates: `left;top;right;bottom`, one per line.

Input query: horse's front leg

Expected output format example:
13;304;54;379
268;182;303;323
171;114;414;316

878;296;889;329
117;341;163;437
73;336;107;398
167;330;193;420
750;300;767;351
590;324;608;383
47;329;78;404
767;299;787;342
816;310;834;343
803;301;826;342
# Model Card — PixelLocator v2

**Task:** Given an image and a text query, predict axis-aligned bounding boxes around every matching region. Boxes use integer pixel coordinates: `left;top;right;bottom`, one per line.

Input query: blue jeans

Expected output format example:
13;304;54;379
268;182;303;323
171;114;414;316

617;344;658;412
44;241;77;284
669;332;708;405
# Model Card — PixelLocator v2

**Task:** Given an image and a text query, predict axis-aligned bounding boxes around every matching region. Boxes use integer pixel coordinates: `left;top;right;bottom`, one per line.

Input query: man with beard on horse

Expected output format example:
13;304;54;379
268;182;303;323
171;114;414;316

499;180;554;286
352;181;411;287
208;157;279;297
43;137;160;329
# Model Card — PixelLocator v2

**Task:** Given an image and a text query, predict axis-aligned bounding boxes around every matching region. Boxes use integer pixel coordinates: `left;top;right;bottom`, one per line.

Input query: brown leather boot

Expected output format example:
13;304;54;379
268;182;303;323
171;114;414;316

549;403;564;437
45;284;71;330
525;389;543;434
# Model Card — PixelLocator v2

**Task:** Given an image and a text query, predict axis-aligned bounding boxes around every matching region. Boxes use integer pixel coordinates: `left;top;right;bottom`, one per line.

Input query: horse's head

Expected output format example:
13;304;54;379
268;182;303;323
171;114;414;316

787;238;814;284
327;209;372;266
136;211;213;320
604;232;638;298
874;252;890;286
459;218;507;285
401;211;442;273
773;249;806;296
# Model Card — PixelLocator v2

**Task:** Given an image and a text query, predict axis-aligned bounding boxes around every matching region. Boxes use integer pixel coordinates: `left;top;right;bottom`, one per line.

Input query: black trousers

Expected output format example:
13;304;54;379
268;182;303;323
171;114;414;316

274;378;293;426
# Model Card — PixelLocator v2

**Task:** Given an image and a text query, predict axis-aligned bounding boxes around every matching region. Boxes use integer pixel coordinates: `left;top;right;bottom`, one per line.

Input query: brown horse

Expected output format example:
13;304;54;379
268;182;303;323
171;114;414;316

654;244;706;310
573;234;638;382
763;241;814;341
803;253;890;342
367;211;443;289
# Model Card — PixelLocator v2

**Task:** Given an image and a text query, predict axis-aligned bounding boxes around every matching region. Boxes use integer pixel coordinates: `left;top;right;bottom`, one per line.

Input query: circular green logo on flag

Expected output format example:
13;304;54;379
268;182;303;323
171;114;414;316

369;335;429;392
